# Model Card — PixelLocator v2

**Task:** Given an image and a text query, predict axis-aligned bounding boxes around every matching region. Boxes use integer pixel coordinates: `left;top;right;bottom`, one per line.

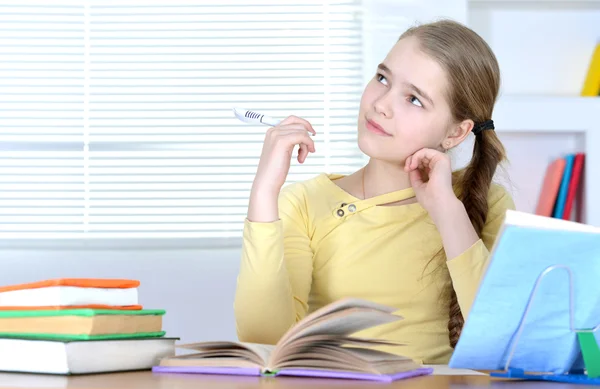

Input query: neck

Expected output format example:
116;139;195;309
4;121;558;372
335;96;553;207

362;158;412;199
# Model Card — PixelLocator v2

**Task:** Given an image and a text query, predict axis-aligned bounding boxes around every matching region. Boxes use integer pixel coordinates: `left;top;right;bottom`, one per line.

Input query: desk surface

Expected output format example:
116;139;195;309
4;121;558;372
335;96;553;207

0;371;590;389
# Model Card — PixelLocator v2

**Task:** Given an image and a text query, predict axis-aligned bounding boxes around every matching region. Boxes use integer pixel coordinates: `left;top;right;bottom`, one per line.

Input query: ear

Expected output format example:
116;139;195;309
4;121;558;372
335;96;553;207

443;119;473;150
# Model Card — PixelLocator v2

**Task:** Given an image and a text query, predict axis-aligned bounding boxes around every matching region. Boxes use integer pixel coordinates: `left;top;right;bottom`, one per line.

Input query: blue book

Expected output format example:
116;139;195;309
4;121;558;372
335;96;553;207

552;154;575;218
449;210;600;375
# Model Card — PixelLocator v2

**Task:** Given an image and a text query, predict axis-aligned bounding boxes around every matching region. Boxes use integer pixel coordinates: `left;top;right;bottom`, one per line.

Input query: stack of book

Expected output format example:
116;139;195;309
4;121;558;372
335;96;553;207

535;153;585;221
0;278;176;375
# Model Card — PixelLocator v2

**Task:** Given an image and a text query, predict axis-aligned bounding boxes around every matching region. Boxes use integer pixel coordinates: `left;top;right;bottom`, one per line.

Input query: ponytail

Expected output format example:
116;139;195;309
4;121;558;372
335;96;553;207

447;129;506;347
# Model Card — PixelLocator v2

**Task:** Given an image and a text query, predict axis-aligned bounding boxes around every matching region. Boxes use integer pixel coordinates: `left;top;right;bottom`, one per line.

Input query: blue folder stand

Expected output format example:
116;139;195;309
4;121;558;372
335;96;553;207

488;265;600;384
449;220;600;385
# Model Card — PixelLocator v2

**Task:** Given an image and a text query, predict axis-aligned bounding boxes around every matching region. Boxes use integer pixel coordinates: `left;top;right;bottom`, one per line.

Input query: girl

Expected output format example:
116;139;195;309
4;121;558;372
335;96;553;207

233;19;515;364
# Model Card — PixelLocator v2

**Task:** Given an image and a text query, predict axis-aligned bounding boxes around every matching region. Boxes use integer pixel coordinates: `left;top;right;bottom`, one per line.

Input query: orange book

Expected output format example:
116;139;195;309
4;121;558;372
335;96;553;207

0;278;140;309
0;278;139;293
0;305;142;311
535;158;567;217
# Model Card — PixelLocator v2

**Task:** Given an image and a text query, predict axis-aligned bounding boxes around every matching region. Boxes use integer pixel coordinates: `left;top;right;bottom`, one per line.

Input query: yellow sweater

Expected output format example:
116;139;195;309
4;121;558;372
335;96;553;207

234;173;515;364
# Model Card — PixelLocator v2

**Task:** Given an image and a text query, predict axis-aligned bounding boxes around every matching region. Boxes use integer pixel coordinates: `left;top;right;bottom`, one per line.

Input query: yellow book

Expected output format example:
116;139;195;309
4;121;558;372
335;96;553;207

581;42;600;96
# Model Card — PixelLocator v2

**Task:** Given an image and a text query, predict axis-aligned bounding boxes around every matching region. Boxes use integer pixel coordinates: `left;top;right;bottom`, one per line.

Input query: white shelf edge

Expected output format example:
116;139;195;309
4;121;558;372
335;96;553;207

493;96;600;132
469;0;600;3
468;0;600;11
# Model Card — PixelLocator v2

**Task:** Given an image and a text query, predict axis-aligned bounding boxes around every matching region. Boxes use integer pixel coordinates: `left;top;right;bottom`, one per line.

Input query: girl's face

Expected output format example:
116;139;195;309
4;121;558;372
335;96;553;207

357;36;458;165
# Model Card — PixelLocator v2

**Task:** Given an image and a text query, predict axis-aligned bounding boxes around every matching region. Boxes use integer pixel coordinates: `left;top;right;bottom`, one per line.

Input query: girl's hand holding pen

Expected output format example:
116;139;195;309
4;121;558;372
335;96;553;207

233;108;316;222
254;115;317;195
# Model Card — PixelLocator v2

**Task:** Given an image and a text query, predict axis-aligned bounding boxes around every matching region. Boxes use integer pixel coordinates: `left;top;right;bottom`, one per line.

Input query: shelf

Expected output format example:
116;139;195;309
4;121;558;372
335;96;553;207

487;95;600;226
493;96;600;133
469;0;600;4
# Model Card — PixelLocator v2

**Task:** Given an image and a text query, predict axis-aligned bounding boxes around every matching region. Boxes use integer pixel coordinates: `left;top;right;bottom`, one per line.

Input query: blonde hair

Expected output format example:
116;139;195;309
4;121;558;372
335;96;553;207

399;20;506;348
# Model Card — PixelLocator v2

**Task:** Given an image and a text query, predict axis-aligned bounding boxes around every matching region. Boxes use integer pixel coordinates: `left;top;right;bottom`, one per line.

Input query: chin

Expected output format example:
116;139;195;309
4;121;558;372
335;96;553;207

357;133;375;157
357;132;405;164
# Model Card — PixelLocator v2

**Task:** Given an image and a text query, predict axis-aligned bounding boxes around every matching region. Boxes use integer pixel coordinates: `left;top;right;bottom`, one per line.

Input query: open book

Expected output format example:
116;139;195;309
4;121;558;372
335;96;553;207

153;298;432;382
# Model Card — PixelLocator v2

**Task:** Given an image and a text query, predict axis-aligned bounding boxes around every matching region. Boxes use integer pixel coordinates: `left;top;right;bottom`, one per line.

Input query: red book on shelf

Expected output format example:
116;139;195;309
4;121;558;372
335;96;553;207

562;153;585;220
535;158;566;217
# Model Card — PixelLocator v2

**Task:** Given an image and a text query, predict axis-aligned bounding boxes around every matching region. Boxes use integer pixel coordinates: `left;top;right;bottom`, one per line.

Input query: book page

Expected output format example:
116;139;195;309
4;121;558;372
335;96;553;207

241;343;275;365
281;308;400;345
277;298;401;347
302;297;397;318
160;356;260;369
274;358;417;375
288;334;403;347
173;341;273;366
271;334;403;365
273;345;418;375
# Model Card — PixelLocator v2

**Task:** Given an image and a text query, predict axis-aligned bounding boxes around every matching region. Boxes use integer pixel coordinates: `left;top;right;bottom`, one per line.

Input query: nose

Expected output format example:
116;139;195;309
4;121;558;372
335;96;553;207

373;91;393;119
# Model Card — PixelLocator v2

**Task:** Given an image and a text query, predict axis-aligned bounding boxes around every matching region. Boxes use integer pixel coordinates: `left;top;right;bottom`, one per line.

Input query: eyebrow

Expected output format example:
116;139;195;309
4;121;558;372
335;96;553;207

377;63;435;107
377;63;392;74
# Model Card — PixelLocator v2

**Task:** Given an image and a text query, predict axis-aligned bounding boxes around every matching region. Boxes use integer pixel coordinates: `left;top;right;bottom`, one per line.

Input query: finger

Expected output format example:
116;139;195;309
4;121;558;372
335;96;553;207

277;115;317;135
276;125;315;133
409;153;424;171
410;150;427;170
404;156;412;172
275;124;316;137
409;168;424;188
298;144;308;164
279;131;316;153
406;155;419;171
409;148;446;170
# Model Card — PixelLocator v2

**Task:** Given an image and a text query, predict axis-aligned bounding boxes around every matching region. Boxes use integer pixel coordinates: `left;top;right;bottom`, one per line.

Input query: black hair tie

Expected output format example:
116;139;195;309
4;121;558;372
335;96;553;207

472;119;494;135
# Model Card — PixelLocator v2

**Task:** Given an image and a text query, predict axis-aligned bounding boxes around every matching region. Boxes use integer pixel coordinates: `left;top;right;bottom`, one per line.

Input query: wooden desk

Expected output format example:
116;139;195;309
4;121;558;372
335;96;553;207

0;371;588;389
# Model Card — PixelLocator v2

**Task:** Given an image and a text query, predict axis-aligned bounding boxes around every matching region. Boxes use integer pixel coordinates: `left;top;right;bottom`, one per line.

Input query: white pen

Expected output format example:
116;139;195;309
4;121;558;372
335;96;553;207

233;107;314;136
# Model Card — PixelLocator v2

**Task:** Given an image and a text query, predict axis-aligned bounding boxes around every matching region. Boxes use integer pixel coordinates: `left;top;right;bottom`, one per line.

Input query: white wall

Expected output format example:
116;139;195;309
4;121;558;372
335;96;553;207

361;0;467;85
1;0;598;345
0;248;242;343
469;0;600;96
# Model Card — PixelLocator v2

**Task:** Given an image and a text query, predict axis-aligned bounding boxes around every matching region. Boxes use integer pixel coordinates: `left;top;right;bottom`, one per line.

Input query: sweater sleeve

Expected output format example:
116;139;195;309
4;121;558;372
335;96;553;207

446;184;516;320
233;184;314;345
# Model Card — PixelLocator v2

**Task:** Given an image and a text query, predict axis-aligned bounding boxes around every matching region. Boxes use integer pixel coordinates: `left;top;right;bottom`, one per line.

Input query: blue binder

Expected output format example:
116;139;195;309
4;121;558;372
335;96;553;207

552;154;575;218
449;210;600;384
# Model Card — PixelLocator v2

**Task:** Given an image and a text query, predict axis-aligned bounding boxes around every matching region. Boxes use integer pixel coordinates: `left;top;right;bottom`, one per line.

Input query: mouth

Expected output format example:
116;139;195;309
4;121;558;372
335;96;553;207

366;118;392;137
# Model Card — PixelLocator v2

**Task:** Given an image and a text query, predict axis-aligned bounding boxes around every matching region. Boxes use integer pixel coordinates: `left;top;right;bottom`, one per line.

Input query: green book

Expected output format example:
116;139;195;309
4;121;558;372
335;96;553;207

0;331;167;341
0;309;167;341
0;309;165;318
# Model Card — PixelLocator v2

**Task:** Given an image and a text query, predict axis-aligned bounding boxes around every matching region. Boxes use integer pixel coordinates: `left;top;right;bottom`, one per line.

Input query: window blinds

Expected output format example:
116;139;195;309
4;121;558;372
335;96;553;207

0;0;366;241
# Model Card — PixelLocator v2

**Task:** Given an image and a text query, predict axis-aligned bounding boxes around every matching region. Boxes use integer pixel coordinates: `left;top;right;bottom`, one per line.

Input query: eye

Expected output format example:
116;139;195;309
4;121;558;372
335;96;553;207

409;95;423;107
376;73;388;86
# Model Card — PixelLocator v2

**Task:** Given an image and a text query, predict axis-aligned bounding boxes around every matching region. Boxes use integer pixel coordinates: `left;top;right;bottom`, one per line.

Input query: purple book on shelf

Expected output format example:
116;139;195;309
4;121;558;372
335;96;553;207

152;366;434;382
